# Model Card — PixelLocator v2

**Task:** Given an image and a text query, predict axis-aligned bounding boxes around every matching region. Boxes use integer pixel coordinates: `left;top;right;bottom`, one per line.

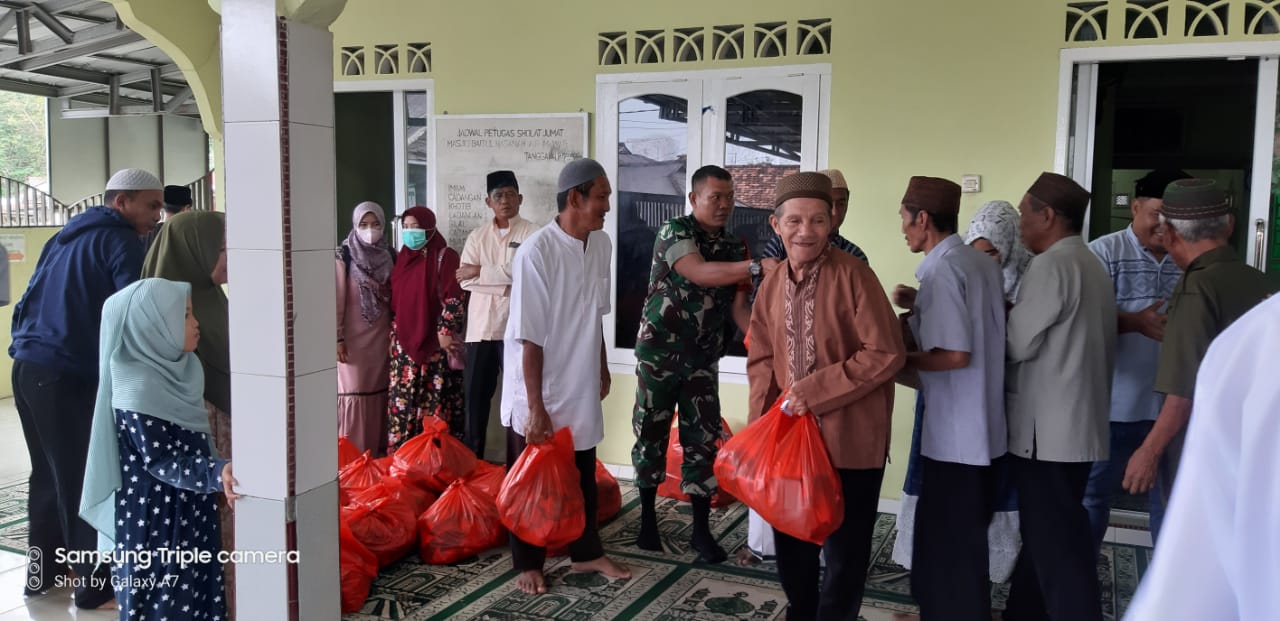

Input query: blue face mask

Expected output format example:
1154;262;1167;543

402;228;428;250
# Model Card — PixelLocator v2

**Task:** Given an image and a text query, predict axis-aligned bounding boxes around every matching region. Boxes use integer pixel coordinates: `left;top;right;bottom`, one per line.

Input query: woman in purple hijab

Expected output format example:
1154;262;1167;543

336;201;395;454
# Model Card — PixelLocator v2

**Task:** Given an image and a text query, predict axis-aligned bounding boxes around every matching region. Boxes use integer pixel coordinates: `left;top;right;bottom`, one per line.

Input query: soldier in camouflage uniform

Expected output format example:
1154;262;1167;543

631;165;757;564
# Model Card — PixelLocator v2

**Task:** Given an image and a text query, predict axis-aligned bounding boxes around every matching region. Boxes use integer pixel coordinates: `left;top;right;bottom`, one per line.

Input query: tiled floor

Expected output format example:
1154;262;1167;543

0;399;115;621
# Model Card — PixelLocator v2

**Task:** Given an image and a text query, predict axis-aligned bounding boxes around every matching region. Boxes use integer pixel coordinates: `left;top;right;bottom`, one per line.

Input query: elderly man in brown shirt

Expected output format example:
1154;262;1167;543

748;171;906;621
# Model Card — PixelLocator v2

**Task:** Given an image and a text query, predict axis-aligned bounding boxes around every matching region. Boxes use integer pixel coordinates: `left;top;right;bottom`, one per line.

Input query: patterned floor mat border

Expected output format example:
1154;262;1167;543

347;482;1152;621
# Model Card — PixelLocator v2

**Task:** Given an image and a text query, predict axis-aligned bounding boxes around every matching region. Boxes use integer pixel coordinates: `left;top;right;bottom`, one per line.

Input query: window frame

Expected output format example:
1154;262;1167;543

596;64;831;383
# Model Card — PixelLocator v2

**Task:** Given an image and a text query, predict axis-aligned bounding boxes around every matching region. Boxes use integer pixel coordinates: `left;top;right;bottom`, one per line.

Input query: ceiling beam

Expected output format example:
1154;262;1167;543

86;52;164;67
0;0;101;14
52;62;182;97
165;86;191;112
0;20;142;71
0;75;57;96
29;5;73;43
0;10;15;40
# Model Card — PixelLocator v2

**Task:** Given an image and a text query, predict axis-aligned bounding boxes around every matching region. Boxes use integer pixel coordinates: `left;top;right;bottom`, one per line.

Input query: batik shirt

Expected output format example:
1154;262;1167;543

636;215;747;357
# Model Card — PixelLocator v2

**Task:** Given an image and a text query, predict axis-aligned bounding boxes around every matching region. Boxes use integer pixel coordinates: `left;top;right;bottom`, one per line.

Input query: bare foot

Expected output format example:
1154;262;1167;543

735;547;760;567
571;555;632;580
515;569;546;595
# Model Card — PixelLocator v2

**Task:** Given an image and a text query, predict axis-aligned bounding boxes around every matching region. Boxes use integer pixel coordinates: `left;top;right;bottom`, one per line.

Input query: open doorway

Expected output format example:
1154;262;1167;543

1066;52;1280;535
1088;59;1258;252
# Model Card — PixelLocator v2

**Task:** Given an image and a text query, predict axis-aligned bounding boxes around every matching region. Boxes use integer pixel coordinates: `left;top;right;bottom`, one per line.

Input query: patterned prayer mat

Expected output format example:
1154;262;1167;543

347;480;1153;621
0;479;29;555
0;474;1149;618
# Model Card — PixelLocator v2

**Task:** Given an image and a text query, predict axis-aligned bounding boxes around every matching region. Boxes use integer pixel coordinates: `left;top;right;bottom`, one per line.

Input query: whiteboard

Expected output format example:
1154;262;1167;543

431;113;589;249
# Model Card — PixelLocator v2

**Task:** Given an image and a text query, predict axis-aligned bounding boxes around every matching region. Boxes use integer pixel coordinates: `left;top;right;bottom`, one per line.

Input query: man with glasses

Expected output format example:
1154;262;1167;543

457;170;539;459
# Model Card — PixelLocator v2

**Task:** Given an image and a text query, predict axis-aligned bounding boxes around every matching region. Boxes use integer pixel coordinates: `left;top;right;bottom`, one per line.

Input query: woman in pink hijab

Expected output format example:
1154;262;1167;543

336;202;395;454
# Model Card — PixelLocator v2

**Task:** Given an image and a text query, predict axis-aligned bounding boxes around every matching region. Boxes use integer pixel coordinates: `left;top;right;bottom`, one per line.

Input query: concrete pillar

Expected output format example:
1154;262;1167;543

221;0;341;618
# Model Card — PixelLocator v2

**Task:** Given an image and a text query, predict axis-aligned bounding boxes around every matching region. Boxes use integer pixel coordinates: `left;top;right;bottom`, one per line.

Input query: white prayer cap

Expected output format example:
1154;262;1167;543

105;168;163;191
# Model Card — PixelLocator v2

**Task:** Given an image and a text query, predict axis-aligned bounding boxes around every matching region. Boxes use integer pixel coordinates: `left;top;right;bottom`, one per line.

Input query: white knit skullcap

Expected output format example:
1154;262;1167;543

105;168;163;191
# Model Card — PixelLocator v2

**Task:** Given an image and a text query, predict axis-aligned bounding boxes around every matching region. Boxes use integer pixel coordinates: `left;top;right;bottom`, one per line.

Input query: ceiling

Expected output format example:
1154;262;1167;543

0;0;195;117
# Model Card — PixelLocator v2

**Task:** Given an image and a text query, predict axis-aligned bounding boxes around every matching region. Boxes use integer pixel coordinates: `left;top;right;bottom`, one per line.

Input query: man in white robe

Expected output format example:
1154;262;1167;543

501;158;632;595
1123;292;1280;621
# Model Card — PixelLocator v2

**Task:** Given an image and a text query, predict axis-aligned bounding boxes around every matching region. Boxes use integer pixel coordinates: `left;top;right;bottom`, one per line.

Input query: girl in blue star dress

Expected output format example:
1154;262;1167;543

80;278;240;620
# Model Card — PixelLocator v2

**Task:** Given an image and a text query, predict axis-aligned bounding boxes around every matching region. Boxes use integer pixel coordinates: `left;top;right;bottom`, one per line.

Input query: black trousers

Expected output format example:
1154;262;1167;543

912;457;996;621
463;341;504;458
1003;457;1102;621
506;429;604;571
773;467;884;621
13;360;102;590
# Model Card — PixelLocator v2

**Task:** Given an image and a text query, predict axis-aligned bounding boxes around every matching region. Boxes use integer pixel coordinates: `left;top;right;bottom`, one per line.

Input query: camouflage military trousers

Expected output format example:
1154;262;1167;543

631;344;721;497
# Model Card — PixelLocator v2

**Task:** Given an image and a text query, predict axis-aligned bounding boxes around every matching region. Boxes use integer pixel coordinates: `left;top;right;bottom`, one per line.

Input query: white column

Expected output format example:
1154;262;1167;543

221;0;339;618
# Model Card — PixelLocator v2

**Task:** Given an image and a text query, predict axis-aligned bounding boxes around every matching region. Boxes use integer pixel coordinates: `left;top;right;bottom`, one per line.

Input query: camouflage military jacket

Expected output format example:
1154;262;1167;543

636;215;746;356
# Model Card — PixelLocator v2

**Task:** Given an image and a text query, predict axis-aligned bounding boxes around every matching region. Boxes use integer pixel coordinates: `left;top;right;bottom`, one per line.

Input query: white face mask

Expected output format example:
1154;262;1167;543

358;227;382;245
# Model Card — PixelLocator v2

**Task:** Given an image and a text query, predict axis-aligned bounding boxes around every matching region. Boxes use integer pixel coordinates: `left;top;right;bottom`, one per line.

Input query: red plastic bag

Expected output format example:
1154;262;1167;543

351;475;437;517
391;416;478;493
657;416;737;508
713;397;844;545
549;460;621;557
339;451;388;498
342;496;418;566
596;460;622;523
338;436;362;469
497;428;585;549
418;478;506;564
340;517;378;614
465;461;506;500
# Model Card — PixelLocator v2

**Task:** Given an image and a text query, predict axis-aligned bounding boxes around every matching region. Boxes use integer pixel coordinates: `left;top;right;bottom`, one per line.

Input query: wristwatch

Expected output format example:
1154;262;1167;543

748;259;762;278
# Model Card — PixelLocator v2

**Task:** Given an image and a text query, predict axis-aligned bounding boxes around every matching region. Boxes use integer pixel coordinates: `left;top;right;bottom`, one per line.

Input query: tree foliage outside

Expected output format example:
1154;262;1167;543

0;91;47;183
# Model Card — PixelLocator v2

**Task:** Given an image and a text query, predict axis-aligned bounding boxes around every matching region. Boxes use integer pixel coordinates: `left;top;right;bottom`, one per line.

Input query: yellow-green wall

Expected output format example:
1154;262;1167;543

0;229;59;398
327;0;1066;498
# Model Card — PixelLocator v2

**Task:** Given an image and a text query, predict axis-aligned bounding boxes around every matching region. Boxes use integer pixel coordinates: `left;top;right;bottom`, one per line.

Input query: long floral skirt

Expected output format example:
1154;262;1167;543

386;322;465;452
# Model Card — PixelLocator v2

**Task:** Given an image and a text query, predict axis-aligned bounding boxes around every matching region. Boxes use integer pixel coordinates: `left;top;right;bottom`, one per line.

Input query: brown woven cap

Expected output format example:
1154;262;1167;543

1027;172;1090;219
1160;178;1231;220
774;171;833;208
901;176;961;216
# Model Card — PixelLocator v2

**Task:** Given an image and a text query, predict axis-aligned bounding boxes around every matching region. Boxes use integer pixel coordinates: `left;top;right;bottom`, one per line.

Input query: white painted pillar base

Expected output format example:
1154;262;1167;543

221;0;339;618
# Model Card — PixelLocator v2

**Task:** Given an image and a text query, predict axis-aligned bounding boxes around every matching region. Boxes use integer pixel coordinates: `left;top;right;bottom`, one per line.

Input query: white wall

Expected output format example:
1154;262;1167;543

46;100;209;204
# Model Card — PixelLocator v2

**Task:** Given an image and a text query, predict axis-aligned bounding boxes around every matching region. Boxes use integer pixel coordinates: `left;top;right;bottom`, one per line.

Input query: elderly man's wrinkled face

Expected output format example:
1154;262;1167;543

899;205;929;254
771;198;833;266
486;186;522;222
1131;197;1166;253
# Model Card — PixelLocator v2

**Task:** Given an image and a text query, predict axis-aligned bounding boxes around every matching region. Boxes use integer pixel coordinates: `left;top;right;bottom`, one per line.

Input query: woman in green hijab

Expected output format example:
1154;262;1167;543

142;210;230;451
141;210;234;614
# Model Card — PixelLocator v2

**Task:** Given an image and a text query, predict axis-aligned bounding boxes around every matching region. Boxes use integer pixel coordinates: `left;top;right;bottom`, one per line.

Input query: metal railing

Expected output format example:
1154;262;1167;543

0;177;76;227
61;172;217;222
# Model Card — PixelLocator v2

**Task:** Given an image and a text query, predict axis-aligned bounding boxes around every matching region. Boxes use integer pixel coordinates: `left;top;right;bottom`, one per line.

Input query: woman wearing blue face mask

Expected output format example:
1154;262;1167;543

387;206;467;451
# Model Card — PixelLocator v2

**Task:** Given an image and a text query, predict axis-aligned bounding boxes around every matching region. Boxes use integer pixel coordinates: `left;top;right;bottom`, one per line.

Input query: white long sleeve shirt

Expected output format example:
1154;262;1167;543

1124;293;1280;621
458;216;538;342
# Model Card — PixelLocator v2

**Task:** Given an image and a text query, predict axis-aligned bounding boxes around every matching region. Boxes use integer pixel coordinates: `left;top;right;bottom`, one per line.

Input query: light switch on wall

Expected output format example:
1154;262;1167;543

961;174;982;193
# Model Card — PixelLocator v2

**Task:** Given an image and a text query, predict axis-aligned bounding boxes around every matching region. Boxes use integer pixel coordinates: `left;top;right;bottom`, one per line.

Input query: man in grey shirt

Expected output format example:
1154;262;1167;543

1004;172;1116;621
893;176;1007;620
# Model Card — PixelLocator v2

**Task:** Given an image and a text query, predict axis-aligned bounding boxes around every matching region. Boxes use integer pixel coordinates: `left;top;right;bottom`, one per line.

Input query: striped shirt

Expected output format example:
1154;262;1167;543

1088;226;1181;423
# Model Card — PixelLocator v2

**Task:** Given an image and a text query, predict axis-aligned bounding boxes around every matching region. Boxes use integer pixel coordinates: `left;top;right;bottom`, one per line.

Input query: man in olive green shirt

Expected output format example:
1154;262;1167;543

1122;178;1275;498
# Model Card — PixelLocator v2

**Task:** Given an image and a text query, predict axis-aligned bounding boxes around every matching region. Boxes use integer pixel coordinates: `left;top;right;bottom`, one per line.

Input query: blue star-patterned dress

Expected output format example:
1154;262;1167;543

113;409;229;620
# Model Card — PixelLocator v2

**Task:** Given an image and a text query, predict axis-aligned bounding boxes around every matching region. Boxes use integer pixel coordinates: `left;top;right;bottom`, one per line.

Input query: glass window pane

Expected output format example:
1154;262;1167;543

616;94;688;350
405;91;428;210
723;89;803;258
724;89;803;358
